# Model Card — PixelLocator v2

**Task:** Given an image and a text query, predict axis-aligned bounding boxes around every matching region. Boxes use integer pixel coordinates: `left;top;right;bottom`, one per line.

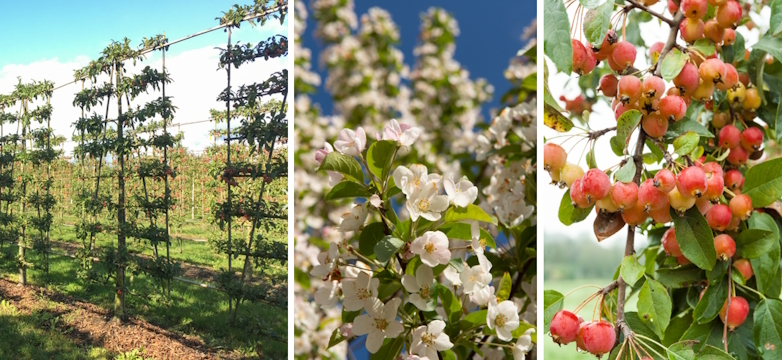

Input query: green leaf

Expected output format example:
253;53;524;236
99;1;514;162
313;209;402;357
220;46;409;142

443;204;496;225
693;278;729;324
616;109;643;153
661;48;689;81
366;140;396;186
664;120;714;141
544;0;573;74
496;272;513;300
620;255;644;286
735;228;774;259
325;181;371;201
438;222;497;249
439;285;462;324
753;299;782;359
544;104;574;132
753;36;782;63
583;0;613;48
674;131;700;156
558;190;593;225
772;0;782;36
544;290;565;332
776;100;782;144
460;309;488;330
544;76;565;113
656;265;705;289
749;211;781;296
579;0;603;9
318;152;364;183
614;161;636;183
327;328;347;348
360;222;387;257
695;345;734;359
667;341;697;360
374;236;405;263
691;39;716;57
671;207;716;271
742;157;782;208
637;277;672;339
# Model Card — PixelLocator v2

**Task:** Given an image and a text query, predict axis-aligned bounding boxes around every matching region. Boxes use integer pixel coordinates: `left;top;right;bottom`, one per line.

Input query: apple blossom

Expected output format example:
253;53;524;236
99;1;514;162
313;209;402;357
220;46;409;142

460;262;493;294
382;119;421;146
487;297;521;341
444;177;478;207
333;127;367;156
513;328;535;360
470;285;495;307
310;242;339;278
314;280;340;308
407;181;449;221
342;271;379;311
338;203;368;232
411;320;454;359
411;231;451;267
402;265;436;310
352;298;405;353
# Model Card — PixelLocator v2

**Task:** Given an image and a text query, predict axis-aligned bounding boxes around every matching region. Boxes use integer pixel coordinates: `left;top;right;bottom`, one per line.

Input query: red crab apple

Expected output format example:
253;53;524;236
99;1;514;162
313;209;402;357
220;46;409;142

740;127;764;151
618;76;642;105
691;78;715;101
649;42;664;63
592;30;618;61
681;0;708;19
743;88;762;111
729;194;753;220
734;258;753;280
612;41;637;70
639;179;669;211
611;181;639;210
662;227;682;257
680;18;705;43
714;234;736;260
544;143;567;172
659;95;687;122
723;28;736;45
719;125;741;149
654;169;676;193
716;1;742;29
674;62;700;95
582;321;616;357
576;322;589;351
560;163;585;187
724;169;744;191
720;296;749;330
716;63;739;91
581;169;611;204
643;76;665;99
550;310;581;345
677;166;708;198
699;58;728;84
727;145;749;166
706;204;732;231
622;201;649;226
704;20;726;44
642;113;669;139
571;178;591;208
598;74;619;97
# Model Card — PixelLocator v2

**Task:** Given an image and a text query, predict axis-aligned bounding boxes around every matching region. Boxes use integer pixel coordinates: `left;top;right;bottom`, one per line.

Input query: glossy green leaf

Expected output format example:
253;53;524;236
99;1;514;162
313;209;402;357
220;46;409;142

735;228;774;259
616;109;642;153
614;160;636;183
544;0;573;74
753;299;782;359
374;236;405;263
620;255;644;286
743;157;782;208
359;222;387;256
694;278;728;324
661;48;689;81
318;152;364;183
638;277;672;339
325;181;371;200
443;204;496;225
674;131;699;156
366;140;397;185
671;207;716;271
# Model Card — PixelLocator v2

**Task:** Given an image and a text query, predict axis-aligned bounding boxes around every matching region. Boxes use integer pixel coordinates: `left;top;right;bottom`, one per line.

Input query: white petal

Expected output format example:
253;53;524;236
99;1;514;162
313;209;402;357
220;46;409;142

471;222;480;241
384;298;402;321
411;325;427;344
428;320;446;335
365;297;384;319
496;327;513;342
434;333;454;350
443;178;456;199
351;314;373;335
365;330;385;353
402;274;420;293
429;195;450;212
385;320;404;338
409;294;428;310
416;265;434;287
342;296;364;311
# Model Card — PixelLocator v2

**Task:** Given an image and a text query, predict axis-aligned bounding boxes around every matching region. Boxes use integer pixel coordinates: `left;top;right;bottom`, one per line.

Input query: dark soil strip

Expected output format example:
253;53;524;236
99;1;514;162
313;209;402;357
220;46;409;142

0;278;237;360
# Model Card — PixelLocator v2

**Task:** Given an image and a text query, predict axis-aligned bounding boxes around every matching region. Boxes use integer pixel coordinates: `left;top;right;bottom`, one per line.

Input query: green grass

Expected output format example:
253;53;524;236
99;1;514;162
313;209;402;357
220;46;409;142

0;300;115;359
0;231;287;359
544;278;640;360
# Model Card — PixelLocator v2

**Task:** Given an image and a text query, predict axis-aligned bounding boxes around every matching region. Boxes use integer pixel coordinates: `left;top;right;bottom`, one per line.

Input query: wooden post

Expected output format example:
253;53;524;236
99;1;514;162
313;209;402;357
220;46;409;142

115;62;127;319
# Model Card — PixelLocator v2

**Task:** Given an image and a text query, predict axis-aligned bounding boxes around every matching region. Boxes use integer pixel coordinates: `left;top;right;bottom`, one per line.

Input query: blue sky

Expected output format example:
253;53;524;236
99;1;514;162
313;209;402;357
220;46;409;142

303;0;536;121
0;0;281;66
299;2;536;358
0;1;287;154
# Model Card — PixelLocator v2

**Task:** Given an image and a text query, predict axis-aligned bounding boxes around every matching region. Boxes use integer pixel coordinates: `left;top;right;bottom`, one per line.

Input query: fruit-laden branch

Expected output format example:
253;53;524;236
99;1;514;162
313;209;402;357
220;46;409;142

624;0;674;25
654;11;686;77
615;129;647;341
